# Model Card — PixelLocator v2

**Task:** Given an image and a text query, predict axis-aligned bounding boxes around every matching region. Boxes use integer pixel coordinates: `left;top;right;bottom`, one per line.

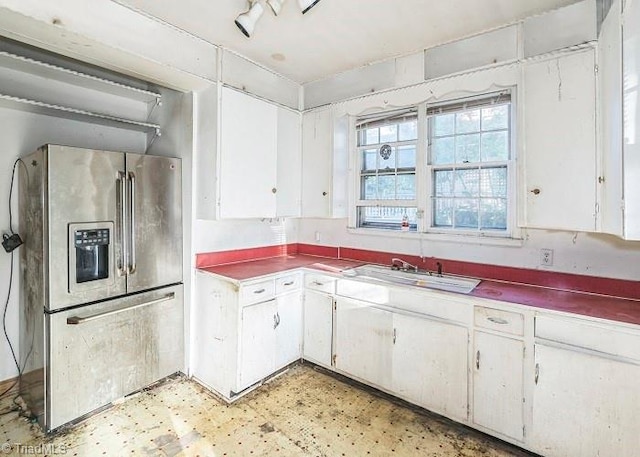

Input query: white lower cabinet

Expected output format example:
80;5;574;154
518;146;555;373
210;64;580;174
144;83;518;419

335;298;394;391
275;291;303;370
196;268;640;456
335;297;468;421
238;299;278;391
530;343;640;457
472;331;524;441
303;290;334;367
238;292;303;392
192;271;302;400
392;313;468;421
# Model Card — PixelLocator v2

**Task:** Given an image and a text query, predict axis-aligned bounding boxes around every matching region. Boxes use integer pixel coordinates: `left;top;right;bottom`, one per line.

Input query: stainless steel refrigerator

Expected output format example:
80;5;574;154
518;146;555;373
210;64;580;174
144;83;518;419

19;144;184;432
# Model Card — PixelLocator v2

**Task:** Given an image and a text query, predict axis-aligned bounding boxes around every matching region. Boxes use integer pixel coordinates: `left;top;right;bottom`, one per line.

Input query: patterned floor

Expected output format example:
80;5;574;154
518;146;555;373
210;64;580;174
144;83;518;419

0;365;534;456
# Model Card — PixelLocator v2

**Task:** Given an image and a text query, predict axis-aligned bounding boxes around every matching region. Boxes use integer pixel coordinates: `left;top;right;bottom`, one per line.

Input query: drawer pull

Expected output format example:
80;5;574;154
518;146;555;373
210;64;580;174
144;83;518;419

283;281;295;286
312;281;325;286
253;288;266;294
535;363;540;385
487;317;509;325
476;350;480;370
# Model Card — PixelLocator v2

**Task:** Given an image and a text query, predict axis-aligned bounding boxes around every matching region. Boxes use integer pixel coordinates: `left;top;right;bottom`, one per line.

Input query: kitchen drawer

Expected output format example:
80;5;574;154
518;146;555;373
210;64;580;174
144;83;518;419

474;306;524;336
240;279;276;305
304;274;336;294
536;315;640;362
276;273;302;294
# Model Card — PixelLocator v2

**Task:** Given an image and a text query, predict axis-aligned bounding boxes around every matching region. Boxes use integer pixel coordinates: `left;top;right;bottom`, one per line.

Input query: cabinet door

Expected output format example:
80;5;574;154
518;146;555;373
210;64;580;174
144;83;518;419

335;298;393;390
238;300;277;392
219;87;277;219
301;108;333;217
523;49;597;231
473;331;524;441
303;290;333;367
276;107;302;217
392;313;468;421
530;344;640;457
275;291;302;370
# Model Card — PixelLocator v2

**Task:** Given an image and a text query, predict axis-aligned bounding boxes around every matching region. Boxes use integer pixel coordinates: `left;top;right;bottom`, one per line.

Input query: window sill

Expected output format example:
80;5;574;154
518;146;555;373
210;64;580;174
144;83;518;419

346;227;525;247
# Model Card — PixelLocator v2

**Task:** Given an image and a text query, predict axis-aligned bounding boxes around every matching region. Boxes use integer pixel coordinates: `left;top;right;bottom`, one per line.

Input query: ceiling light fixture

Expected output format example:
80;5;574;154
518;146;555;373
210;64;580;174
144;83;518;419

235;0;322;37
298;0;321;14
267;0;286;16
235;1;265;38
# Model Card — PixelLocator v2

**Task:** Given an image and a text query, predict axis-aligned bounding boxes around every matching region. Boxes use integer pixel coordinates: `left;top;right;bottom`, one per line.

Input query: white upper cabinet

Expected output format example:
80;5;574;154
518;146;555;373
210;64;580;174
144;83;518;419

621;0;640;240
596;0;640;240
300;107;349;219
522;48;598;232
217;87;302;219
301;107;333;217
219;86;278;219
276;107;302;217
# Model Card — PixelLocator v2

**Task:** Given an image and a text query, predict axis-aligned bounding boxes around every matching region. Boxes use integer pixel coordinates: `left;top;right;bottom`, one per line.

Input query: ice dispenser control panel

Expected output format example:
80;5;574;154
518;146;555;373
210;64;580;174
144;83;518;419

74;229;110;247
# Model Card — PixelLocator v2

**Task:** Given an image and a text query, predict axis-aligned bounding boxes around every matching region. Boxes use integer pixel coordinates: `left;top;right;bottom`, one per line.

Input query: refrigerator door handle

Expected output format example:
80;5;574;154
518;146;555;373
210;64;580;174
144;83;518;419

127;171;137;275
118;172;127;276
66;292;175;325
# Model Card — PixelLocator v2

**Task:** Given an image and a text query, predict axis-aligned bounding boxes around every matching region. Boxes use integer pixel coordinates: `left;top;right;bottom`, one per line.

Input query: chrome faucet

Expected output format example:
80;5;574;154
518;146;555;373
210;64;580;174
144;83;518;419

391;258;418;272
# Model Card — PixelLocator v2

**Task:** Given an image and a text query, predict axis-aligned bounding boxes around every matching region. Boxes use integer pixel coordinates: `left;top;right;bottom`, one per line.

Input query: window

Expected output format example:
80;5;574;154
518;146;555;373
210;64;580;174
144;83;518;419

354;92;513;236
428;94;511;232
356;109;418;230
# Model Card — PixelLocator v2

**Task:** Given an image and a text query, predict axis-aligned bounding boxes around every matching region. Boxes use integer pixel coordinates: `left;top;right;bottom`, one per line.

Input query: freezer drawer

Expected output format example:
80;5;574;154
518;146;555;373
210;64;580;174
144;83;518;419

46;285;184;431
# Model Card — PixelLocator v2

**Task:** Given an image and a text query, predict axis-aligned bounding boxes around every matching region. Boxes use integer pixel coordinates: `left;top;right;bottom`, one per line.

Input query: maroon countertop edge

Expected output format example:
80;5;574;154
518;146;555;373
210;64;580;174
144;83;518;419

196;244;640;326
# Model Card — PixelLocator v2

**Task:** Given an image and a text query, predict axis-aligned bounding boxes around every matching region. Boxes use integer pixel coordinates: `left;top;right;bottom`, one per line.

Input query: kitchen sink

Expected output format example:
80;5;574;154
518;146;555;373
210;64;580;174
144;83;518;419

342;264;480;294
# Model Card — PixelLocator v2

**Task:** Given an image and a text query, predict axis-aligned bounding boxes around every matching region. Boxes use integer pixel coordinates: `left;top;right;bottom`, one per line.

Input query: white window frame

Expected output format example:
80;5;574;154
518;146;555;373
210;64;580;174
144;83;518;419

354;108;420;231
349;89;520;242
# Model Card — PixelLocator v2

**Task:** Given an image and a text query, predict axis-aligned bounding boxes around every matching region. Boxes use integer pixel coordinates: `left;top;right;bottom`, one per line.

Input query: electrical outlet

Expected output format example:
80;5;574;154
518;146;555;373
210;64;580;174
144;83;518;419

540;248;554;266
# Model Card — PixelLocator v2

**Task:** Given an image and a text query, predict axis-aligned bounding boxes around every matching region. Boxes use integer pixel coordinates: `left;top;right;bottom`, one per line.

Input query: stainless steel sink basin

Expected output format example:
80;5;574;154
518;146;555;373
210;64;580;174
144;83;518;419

342;264;480;294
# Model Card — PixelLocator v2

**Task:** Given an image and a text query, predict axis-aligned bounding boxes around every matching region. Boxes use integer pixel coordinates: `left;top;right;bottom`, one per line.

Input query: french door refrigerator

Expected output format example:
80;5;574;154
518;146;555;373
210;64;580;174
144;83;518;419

19;144;184;431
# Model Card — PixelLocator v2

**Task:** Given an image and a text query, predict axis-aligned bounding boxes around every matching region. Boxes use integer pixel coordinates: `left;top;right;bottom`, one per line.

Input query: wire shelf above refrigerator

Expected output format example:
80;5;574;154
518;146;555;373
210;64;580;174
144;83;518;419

0;50;161;103
0;93;161;134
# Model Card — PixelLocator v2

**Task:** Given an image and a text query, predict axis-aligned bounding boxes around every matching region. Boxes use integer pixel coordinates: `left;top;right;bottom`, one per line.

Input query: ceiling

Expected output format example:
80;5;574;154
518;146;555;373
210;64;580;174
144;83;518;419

116;0;581;84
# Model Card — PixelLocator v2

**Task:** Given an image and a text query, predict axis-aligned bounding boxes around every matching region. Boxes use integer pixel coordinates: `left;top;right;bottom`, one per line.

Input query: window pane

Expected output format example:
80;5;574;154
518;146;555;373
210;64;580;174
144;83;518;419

482;105;509;131
456;110;480;134
481;131;509;162
454;169;480;197
362;149;377;171
480;167;507;197
456;134;480;163
480;198;507;229
397;145;416;169
365;128;379;145
362;176;377;200
377;175;396;199
433;114;455;137
399;121;418;141
396;174;416;200
380;125;397;143
434;170;454;197
432;137;455;165
455;199;479;228
359;206;417;230
378;146;396;171
433;198;453;227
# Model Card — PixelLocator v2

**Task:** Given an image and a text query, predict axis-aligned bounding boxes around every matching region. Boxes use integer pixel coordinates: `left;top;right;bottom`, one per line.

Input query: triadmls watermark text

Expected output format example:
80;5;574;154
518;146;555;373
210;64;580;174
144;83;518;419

1;442;67;454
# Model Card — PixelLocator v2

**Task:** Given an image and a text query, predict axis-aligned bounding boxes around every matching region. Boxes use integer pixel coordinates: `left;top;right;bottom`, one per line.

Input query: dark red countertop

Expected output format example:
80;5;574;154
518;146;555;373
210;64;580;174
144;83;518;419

198;255;640;327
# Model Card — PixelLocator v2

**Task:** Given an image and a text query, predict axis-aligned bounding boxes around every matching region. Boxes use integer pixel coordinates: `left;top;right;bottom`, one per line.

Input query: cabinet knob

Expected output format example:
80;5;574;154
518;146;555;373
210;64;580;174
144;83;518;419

530;188;541;195
272;188;277;194
322;191;328;196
